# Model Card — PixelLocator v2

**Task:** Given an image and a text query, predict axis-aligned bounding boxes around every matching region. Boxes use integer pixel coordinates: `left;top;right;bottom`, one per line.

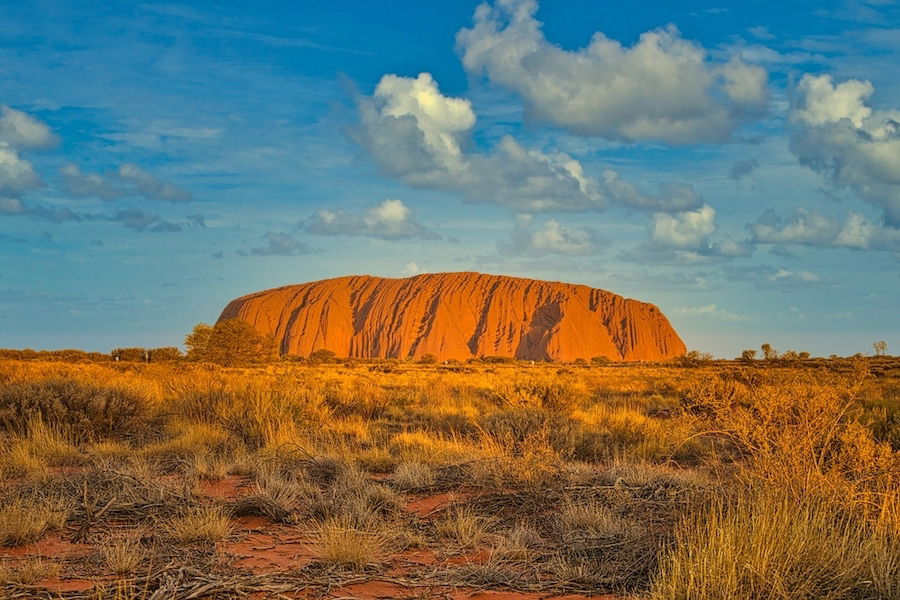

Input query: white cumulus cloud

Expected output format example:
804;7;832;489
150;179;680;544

356;72;699;213
0;105;58;150
748;207;900;251
790;74;900;226
622;204;751;263
497;215;602;257
0;106;56;215
456;0;768;144
650;204;717;249
303;198;439;240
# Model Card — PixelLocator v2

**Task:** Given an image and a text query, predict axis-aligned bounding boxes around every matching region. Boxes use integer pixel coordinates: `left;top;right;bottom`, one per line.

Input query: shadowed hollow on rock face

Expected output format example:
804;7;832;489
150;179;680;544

218;272;686;362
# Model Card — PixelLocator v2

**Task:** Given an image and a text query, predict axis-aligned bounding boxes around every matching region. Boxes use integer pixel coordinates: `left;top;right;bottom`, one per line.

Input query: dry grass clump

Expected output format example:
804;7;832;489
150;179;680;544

313;517;389;569
165;505;232;544
558;500;634;536
0;420;82;478
165;379;330;449
435;506;494;550
0;558;60;585
492;523;543;562
0;497;69;546
650;490;900;600
102;535;143;575
279;463;402;528
354;447;397;473
392;461;435;491
567;404;705;463
496;377;586;411
551;498;660;591
142;420;237;470
389;430;475;466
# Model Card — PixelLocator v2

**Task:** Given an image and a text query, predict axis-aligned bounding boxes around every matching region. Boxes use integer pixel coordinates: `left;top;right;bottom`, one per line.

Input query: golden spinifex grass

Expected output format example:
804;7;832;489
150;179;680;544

0;357;897;599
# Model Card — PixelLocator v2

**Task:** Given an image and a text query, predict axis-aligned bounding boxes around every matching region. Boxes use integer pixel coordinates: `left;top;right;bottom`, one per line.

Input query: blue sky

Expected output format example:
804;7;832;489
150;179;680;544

1;0;899;357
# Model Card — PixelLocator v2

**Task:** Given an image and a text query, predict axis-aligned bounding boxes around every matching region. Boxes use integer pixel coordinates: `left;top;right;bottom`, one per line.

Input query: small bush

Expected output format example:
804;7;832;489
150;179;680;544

418;353;438;364
0;378;148;440
308;349;338;365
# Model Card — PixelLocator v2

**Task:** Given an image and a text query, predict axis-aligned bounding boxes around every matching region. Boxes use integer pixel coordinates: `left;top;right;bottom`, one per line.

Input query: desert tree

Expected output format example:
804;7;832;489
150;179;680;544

307;348;338;365
781;349;800;361
874;340;888;356
185;319;277;366
740;349;757;361
761;343;778;361
418;353;438;364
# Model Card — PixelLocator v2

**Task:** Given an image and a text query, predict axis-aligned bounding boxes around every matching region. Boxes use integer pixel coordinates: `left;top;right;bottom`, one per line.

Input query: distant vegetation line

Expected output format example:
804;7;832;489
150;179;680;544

1;319;893;367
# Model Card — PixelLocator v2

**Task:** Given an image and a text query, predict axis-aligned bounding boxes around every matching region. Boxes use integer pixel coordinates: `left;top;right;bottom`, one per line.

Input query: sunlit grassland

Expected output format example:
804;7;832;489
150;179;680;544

0;357;898;598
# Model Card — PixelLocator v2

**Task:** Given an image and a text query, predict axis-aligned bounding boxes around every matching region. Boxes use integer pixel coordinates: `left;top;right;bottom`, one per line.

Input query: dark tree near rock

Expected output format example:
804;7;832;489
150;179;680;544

185;319;276;366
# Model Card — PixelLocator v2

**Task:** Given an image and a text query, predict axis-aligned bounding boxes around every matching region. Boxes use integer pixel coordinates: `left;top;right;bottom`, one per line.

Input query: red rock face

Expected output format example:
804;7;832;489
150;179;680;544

218;272;686;362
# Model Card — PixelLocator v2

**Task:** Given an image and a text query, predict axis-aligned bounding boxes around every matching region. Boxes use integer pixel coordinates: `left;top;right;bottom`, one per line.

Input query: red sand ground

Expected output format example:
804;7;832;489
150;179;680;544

2;483;608;599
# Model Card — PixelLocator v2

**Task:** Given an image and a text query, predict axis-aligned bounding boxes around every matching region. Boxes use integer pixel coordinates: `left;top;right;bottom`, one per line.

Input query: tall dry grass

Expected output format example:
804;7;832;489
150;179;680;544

0;357;897;596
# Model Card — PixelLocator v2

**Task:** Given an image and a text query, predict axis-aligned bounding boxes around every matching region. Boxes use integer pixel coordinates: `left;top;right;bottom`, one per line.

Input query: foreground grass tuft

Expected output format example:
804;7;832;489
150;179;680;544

0;498;69;547
650;490;900;600
165;505;232;544
314;518;388;569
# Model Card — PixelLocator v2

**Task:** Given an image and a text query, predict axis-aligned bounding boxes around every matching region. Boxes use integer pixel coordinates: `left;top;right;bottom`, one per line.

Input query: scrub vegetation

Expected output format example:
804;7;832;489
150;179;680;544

0;355;897;599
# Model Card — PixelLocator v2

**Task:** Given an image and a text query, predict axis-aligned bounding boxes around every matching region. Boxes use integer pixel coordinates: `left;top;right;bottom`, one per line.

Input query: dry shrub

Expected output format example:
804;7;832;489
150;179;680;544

650;490;900;600
496;377;584;412
0;378;148;440
165;505;232;544
684;369;900;517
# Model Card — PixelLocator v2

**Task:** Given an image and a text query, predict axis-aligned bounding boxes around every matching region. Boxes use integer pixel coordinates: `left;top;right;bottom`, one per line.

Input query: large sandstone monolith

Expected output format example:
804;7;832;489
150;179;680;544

218;272;686;361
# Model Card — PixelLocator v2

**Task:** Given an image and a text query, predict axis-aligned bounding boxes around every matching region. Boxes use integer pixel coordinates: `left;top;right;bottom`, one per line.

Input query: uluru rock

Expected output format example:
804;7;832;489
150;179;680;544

218;272;686;362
